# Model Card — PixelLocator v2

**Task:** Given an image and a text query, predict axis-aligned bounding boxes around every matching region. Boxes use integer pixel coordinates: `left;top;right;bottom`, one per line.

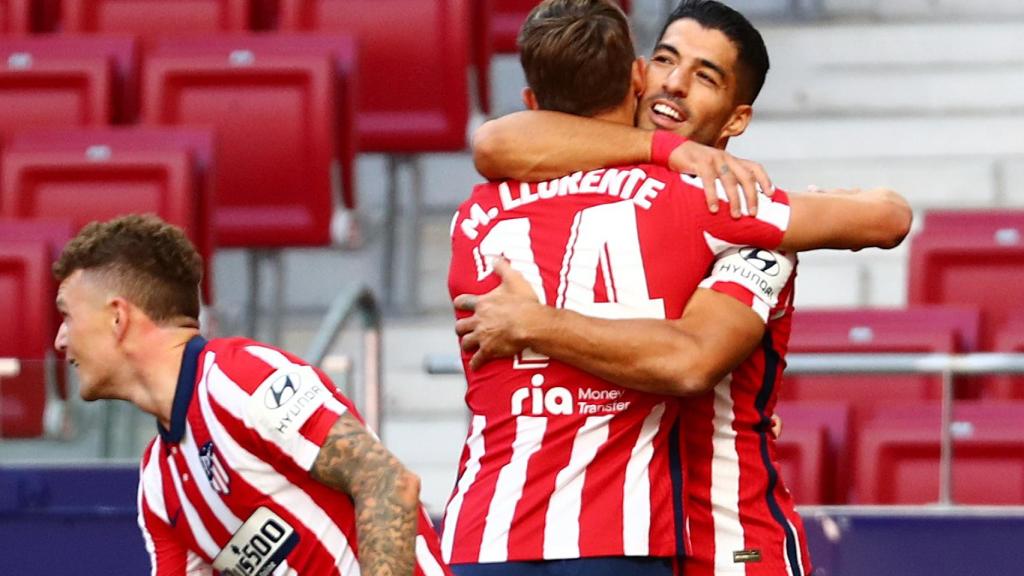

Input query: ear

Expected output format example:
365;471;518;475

521;87;539;111
717;104;753;145
109;297;131;342
631;57;645;98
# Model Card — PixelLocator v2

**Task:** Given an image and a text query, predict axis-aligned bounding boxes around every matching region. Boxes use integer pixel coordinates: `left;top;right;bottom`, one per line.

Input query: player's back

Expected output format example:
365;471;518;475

443;165;790;565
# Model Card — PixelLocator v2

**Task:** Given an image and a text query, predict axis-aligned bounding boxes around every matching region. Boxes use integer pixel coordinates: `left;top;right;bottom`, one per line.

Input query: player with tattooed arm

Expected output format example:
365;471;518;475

53;215;450;576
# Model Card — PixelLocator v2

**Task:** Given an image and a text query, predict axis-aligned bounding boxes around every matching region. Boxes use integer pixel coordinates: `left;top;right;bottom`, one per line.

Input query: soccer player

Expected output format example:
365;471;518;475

454;1;911;576
443;2;906;576
52;215;449;576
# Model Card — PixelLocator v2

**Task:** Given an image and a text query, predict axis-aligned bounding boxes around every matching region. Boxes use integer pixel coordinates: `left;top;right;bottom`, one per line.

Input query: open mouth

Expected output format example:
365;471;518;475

652;102;683;122
648;99;687;130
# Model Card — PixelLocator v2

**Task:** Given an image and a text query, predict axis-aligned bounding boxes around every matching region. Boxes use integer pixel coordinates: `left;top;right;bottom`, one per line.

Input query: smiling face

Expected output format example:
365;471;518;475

54;270;121;401
638;18;752;147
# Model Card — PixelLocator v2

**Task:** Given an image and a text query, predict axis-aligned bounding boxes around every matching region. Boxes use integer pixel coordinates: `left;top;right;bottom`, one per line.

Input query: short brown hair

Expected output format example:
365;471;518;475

518;0;635;117
53;214;203;322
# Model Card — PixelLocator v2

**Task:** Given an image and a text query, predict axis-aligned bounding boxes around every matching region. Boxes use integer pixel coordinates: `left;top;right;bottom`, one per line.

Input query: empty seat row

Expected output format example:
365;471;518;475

0;38;351;245
910;210;1024;350
0;138;212;437
2;0;481;121
0;218;72;437
775;400;1024;505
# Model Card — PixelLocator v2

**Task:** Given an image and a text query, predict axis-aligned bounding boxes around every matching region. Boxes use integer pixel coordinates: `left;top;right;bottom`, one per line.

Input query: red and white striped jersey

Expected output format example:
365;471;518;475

443;165;792;565
137;336;450;576
682;266;814;576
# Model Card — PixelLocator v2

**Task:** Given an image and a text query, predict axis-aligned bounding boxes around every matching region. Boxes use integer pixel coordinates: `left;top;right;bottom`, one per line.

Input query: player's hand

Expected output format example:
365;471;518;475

668;140;773;218
453;259;542;370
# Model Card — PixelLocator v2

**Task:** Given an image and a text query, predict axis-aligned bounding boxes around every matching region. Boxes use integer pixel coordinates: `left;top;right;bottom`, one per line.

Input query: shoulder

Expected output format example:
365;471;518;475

202;338;302;392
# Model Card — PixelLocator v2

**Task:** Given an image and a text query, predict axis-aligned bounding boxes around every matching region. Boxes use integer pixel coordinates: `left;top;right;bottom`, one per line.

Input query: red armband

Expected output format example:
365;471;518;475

650;130;688;166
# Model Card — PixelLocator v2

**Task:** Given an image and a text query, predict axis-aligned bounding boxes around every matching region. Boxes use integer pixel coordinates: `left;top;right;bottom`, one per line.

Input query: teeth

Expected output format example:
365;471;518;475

653;103;682;121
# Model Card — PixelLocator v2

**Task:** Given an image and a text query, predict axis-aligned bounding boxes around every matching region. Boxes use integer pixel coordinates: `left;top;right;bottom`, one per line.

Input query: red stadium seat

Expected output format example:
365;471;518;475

0;133;210;303
854;401;1024;504
278;0;469;152
922;209;1024;237
251;0;277;29
0;216;73;264
0;218;74;400
0;239;54;437
279;0;471;308
3;127;217;301
470;0;493;114
152;34;358;211
774;401;851;504
783;307;982;425
491;0;631;53
989;315;1024;399
141;42;336;247
909;228;1024;349
57;0;252;44
0;52;112;144
0;35;139;123
0;0;33;35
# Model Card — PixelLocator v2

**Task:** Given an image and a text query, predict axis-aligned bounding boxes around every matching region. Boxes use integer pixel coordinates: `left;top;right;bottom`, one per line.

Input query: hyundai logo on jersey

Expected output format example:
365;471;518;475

739;247;780;276
265;373;300;409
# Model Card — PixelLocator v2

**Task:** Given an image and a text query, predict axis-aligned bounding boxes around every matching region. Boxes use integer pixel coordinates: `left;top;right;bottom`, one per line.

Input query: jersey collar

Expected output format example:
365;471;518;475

158;335;208;444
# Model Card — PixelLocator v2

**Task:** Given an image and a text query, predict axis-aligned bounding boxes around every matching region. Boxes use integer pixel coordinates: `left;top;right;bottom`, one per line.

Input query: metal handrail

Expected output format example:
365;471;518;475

306;286;383;437
424;351;1024;505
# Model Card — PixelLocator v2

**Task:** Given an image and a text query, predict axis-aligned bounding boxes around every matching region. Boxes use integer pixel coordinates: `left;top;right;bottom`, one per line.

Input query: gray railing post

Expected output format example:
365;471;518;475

306;286;384;437
938;366;955;506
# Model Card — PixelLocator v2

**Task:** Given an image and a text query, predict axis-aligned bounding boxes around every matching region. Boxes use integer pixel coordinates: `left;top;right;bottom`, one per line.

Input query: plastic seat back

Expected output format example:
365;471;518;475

58;0;251;44
855;401;1024;504
141;44;336;247
279;0;469;152
0;239;53;437
0;35;139;122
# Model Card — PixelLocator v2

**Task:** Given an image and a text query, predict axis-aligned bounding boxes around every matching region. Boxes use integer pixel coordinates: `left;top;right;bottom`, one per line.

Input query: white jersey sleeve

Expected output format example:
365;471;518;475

698;246;796;322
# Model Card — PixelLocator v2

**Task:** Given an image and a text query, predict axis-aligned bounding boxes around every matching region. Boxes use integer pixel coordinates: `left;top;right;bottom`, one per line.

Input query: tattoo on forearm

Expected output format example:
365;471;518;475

311;413;419;576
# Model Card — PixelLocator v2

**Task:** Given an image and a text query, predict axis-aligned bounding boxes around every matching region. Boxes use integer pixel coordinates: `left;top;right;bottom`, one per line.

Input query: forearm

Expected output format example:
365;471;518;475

781;188;913;252
473;110;652;181
516;304;711;396
352;469;420;576
311;413;421;576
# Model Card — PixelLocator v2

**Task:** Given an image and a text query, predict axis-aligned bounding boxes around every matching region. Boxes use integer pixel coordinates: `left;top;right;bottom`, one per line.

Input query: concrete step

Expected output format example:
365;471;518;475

384;415;467;515
758;22;1024;116
822;0;1024;19
747;156;1022;211
732;115;1024;161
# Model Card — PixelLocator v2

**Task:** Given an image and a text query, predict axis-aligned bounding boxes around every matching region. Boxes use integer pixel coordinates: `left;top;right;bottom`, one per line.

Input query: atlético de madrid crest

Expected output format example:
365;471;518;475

199;441;231;495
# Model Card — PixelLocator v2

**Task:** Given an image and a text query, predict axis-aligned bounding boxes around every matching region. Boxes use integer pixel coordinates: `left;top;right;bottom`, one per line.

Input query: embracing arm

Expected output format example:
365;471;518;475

473;111;650;181
456;260;764;396
780;188;913;252
310;412;421;576
514;290;763;395
473;110;772;215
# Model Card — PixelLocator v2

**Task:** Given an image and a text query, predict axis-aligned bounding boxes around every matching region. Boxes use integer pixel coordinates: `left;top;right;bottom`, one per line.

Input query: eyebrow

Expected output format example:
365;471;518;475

653;42;680;58
698;58;727;80
653;43;728;80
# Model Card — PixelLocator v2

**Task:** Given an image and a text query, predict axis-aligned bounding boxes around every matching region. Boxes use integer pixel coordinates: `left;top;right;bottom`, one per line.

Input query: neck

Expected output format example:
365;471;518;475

591;102;636;127
126;327;201;429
